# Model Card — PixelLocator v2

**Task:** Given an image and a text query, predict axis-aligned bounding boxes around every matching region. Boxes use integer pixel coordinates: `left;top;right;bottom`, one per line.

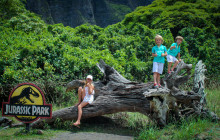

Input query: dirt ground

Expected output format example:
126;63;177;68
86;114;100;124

51;132;134;140
50;116;135;140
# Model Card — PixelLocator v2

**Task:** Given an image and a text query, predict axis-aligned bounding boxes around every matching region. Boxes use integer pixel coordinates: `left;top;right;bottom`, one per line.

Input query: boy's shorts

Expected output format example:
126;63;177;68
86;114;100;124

153;62;164;74
167;55;178;63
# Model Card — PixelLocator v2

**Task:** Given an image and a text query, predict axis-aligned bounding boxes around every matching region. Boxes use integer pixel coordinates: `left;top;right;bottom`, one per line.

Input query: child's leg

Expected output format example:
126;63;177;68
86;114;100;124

153;62;158;85
74;102;89;126
82;88;86;100
171;60;179;71
167;55;173;73
153;72;157;85
156;73;160;85
157;62;164;87
75;87;85;106
168;62;172;73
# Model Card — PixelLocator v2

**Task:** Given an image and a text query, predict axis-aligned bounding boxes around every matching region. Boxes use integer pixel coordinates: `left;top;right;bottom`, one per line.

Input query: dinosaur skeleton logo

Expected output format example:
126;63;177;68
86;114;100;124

2;83;52;123
10;87;40;104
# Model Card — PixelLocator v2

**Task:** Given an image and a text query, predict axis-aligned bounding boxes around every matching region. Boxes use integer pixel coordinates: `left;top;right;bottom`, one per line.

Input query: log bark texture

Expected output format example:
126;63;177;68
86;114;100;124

31;60;219;128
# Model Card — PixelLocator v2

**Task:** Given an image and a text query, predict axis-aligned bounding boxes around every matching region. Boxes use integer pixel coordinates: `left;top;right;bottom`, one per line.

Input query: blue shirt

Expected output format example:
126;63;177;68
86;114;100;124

167;43;180;57
152;45;167;63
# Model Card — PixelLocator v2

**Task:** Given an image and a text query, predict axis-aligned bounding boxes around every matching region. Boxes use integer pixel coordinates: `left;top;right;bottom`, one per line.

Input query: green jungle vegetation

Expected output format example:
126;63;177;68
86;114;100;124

0;0;219;139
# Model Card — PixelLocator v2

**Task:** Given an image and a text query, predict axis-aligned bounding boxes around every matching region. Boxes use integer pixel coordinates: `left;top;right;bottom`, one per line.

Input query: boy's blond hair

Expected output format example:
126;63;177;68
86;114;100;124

175;36;183;41
155;35;163;43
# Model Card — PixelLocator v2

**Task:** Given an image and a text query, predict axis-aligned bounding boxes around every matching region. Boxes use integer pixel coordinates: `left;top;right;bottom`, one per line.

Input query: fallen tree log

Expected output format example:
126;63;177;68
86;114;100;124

31;59;219;128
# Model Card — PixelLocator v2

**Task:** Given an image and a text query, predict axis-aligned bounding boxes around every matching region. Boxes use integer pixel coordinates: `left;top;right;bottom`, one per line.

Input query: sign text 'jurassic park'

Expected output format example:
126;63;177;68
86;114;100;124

2;83;52;123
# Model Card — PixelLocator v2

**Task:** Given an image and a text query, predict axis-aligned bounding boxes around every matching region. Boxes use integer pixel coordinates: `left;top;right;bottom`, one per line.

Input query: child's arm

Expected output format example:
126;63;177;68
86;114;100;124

170;45;176;50
161;46;167;57
152;53;157;57
162;51;167;57
152;47;157;57
87;84;94;95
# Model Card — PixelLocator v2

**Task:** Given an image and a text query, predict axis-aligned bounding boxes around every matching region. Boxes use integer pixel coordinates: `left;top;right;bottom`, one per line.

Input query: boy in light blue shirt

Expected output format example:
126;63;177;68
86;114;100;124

152;35;167;88
167;36;183;73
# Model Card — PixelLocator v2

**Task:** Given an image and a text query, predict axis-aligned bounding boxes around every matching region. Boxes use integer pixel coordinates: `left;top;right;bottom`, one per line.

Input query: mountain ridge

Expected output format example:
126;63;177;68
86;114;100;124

25;0;153;27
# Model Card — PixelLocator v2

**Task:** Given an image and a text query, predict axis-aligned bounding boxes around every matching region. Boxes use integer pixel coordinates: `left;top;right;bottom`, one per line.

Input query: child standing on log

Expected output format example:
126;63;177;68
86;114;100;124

73;75;95;128
167;36;183;74
152;35;167;88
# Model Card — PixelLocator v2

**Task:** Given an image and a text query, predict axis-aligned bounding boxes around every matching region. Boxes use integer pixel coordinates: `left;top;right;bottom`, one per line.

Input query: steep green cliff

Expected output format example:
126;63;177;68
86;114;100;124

25;0;153;27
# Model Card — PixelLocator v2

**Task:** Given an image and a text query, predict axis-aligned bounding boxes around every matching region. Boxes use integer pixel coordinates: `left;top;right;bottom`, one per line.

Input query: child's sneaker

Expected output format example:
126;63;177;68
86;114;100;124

153;83;158;89
158;84;162;88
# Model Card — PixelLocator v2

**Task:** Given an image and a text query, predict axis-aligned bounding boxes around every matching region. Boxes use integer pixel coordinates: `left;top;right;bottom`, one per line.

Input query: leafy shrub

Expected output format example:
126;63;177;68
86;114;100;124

8;12;46;33
179;27;219;77
0;0;25;19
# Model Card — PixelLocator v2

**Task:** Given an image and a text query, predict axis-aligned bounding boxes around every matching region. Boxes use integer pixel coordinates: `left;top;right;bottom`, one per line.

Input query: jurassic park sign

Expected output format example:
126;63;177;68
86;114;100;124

2;83;52;123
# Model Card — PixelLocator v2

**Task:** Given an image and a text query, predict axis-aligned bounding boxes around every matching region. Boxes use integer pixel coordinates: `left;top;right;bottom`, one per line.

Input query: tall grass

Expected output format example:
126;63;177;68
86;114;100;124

137;118;219;140
206;88;220;116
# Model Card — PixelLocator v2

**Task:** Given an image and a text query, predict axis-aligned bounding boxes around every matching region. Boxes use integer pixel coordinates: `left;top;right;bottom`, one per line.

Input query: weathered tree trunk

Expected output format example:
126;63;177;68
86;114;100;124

31;60;219;128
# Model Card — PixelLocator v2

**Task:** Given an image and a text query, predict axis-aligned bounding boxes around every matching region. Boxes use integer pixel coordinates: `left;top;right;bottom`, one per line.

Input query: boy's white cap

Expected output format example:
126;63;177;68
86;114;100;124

86;75;93;80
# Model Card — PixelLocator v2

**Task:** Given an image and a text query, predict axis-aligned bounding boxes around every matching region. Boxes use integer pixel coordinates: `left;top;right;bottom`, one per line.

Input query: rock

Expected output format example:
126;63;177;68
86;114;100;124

0;117;12;127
